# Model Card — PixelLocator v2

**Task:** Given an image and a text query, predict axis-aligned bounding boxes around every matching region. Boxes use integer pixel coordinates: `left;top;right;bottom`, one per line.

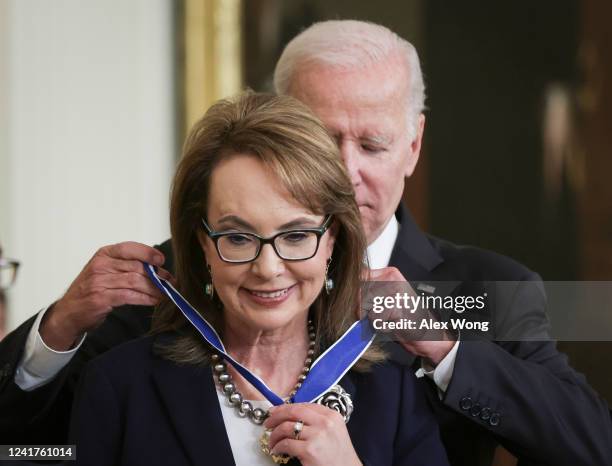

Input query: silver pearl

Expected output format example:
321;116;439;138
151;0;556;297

295;382;302;389
229;392;243;405
211;354;220;362
239;401;253;416
305;358;312;365
223;382;235;394
309;333;316;339
218;373;232;383
213;363;226;373
303;366;310;373
298;374;307;382
251;408;267;424
307;349;315;356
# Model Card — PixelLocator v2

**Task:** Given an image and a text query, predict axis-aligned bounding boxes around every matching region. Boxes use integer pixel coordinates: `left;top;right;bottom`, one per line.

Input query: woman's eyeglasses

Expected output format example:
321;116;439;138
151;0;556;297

201;216;332;264
0;257;20;290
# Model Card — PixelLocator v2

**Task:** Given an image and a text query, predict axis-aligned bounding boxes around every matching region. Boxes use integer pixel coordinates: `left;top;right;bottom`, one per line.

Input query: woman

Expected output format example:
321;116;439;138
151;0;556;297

69;92;449;466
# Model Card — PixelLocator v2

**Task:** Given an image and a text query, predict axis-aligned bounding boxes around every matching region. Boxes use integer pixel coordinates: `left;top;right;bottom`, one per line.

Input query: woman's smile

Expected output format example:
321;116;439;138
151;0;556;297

241;284;297;307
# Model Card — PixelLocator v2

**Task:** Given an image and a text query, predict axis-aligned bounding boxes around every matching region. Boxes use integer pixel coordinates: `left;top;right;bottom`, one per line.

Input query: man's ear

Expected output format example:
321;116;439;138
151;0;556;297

404;113;426;178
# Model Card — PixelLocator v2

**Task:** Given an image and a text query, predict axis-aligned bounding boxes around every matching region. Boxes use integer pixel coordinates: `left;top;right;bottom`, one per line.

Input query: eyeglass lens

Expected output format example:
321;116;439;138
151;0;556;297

217;231;319;262
0;262;18;290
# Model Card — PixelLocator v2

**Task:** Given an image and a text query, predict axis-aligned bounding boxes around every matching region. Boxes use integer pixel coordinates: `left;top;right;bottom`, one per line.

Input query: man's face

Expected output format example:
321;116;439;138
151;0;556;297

288;56;425;244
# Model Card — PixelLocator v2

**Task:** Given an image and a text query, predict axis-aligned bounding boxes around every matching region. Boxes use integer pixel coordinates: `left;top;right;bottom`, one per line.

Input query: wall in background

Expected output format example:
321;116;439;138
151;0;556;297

0;1;9;259
425;1;580;280
0;0;176;331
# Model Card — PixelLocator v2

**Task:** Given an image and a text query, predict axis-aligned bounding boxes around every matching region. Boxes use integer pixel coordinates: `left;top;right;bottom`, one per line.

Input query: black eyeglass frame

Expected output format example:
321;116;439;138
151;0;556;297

201;215;333;264
0;257;21;290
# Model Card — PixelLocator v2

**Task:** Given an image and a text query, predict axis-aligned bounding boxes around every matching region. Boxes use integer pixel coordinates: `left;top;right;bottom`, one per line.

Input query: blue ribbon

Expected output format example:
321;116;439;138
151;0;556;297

144;262;375;406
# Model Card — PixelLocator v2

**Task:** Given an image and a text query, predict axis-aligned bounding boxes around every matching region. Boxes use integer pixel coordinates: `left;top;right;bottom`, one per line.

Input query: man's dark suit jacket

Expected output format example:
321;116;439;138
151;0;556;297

68;333;449;466
1;206;611;465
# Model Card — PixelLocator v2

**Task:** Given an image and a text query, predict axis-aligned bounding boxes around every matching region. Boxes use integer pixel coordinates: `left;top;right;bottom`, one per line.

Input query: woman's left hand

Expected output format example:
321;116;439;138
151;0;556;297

263;403;362;466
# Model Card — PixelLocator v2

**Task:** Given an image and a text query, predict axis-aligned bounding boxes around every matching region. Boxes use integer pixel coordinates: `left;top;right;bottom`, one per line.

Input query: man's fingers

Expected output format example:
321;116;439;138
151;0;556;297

366;266;406;281
91;257;150;275
91;272;163;299
101;242;165;266
155;267;175;282
104;288;162;308
92;256;174;283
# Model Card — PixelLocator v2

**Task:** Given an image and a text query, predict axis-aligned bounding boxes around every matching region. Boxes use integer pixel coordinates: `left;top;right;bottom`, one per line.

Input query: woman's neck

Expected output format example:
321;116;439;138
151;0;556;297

222;318;310;400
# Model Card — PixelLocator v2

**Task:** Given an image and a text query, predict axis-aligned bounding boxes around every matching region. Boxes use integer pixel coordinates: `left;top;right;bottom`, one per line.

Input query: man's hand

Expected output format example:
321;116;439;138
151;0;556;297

365;267;455;366
40;242;173;351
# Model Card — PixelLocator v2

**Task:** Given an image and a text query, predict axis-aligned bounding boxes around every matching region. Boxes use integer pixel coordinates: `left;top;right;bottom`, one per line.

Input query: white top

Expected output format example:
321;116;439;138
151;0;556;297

216;388;276;466
366;215;399;270
17;212;460;395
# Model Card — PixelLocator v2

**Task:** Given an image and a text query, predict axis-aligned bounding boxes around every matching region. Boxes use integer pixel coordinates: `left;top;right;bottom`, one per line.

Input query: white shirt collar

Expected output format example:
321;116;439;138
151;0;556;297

366;215;399;269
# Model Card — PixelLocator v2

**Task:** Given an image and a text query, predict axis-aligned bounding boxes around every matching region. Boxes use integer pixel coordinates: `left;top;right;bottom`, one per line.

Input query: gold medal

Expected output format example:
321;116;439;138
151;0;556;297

260;428;292;464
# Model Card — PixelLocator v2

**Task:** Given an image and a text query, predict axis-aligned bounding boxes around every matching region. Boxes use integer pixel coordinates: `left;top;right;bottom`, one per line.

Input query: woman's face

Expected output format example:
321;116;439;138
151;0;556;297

200;154;336;334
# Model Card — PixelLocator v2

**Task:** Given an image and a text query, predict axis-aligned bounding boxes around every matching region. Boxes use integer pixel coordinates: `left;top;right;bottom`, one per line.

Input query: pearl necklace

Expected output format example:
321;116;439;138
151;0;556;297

212;320;316;425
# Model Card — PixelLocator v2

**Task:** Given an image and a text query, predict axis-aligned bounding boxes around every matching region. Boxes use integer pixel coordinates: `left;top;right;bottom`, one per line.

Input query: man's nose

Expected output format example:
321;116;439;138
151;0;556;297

340;143;362;187
251;243;284;278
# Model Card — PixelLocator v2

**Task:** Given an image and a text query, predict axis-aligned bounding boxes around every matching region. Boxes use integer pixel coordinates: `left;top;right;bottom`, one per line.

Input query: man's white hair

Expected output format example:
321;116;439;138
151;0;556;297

274;20;426;138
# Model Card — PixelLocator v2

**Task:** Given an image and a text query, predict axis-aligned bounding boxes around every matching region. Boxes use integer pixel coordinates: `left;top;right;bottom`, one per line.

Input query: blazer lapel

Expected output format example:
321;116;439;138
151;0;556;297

390;204;443;279
337;372;357;401
390;204;463;294
151;344;235;466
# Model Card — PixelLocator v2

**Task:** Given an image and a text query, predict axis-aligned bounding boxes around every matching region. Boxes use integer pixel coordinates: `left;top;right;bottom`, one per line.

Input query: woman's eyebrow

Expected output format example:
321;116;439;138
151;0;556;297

216;215;254;230
216;215;319;232
278;217;320;230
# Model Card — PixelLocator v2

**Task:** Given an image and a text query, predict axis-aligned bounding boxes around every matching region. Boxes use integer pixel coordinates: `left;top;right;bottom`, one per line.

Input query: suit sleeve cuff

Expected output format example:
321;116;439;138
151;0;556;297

421;339;461;394
14;306;86;391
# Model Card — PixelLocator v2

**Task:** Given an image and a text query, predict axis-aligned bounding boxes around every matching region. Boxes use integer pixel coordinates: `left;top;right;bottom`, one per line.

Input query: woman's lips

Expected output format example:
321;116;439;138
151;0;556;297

243;285;296;306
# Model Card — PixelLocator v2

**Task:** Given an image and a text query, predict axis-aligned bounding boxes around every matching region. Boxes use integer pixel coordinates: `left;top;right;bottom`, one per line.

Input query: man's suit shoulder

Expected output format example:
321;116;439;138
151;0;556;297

426;234;538;281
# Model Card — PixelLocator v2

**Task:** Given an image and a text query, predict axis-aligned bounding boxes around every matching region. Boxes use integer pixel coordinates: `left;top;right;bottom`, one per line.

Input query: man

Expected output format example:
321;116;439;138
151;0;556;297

272;21;612;465
0;20;610;465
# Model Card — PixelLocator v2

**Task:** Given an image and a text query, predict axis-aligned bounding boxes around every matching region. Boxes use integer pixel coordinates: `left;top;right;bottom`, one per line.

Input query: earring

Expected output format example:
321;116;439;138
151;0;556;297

205;264;214;299
205;282;214;299
324;258;334;295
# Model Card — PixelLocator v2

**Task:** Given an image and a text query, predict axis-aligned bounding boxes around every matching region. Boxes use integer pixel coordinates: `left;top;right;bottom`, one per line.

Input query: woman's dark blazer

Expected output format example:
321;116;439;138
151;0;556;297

69;333;449;466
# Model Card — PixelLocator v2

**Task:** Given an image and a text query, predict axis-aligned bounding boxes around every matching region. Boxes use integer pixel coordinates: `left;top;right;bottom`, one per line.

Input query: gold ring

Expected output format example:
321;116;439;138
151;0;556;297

293;420;304;440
